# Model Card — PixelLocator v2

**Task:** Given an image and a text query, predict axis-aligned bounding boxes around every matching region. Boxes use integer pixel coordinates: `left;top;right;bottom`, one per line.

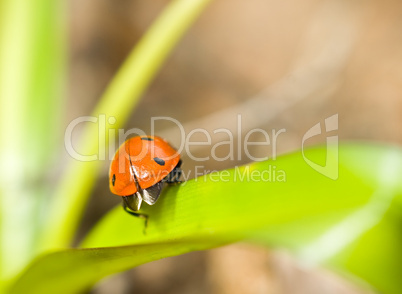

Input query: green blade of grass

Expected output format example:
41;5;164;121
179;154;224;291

41;0;212;251
10;143;402;294
0;0;66;286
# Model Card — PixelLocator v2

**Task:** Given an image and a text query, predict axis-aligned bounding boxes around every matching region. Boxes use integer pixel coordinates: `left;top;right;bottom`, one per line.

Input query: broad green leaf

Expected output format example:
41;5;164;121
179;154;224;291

10;143;402;294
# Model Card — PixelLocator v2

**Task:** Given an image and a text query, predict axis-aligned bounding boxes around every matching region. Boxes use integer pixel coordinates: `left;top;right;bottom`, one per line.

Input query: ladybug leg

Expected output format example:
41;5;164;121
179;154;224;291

164;160;182;184
123;202;148;224
171;168;182;183
122;195;148;232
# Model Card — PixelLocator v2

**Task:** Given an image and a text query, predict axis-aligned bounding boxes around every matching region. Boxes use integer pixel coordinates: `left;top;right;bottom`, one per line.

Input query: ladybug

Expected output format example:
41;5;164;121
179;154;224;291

109;136;182;220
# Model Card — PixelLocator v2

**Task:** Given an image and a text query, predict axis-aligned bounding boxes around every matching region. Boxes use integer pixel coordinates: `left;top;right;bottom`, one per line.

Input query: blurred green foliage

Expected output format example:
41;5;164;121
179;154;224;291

1;0;401;294
10;144;402;294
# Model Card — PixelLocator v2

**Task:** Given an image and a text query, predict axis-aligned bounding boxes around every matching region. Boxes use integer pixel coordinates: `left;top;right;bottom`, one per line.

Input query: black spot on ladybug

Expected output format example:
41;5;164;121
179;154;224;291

141;137;154;141
112;174;116;186
153;157;165;166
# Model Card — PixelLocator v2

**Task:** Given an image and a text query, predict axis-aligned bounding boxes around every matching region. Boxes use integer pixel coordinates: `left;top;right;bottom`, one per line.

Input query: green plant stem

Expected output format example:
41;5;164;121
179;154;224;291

40;0;212;251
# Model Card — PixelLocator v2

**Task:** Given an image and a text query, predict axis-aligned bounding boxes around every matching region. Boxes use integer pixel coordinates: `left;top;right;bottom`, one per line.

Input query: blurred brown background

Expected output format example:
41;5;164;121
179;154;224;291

67;0;401;293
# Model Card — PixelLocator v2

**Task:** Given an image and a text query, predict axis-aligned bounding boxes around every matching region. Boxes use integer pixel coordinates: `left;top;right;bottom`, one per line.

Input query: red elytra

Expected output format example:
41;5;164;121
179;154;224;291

109;136;181;216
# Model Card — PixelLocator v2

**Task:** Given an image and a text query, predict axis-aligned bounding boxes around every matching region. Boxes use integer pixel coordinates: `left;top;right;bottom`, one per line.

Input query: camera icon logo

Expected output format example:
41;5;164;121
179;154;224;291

302;114;338;180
